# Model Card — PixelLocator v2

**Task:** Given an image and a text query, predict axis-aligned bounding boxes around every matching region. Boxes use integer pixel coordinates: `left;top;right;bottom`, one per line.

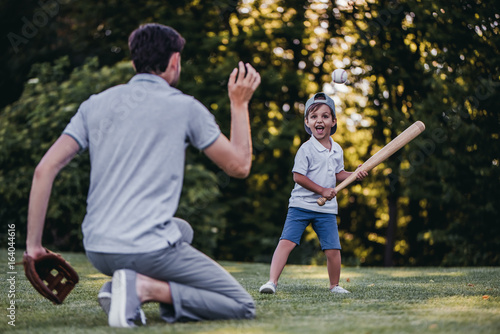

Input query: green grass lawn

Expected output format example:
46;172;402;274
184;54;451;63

1;250;499;333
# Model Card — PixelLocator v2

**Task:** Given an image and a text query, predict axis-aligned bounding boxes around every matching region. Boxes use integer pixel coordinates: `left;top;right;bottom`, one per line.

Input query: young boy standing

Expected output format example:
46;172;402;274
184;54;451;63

259;92;367;294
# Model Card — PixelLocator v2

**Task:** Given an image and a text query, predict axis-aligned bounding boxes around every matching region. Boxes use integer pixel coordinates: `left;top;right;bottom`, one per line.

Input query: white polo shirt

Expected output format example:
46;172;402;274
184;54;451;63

288;136;344;214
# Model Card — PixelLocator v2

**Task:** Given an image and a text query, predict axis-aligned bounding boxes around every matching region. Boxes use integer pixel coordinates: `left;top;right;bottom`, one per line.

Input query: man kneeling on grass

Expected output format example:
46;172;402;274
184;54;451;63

26;23;261;327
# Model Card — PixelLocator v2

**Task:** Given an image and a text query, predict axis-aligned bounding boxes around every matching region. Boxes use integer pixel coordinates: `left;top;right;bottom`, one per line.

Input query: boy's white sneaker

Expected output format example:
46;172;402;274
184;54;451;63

259;281;277;294
330;285;350;294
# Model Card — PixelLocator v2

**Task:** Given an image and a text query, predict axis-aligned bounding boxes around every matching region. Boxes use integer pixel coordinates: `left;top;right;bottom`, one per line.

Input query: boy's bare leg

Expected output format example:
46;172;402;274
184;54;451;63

269;239;297;284
136;274;173;304
324;249;341;289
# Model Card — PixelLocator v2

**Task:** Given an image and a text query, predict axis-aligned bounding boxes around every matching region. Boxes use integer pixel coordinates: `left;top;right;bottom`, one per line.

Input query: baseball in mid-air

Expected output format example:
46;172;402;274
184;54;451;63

332;69;347;84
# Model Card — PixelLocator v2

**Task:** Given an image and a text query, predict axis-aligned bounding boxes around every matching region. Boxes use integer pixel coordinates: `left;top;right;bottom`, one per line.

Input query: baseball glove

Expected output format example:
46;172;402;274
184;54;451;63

23;248;79;304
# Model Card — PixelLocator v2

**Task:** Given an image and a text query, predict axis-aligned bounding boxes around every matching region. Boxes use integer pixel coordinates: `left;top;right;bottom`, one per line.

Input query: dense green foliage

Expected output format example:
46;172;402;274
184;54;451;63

1;0;499;265
339;0;500;265
0;57;224;255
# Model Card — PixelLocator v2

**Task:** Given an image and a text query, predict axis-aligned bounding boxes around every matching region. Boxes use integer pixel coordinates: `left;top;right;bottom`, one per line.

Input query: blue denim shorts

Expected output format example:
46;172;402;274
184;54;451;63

280;207;341;250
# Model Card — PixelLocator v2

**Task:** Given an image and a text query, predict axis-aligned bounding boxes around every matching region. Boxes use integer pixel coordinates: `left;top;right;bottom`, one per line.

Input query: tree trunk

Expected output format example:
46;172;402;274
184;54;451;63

384;173;399;267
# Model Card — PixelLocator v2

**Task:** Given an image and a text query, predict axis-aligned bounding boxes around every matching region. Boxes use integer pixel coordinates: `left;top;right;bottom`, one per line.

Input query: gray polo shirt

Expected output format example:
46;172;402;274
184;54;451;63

63;73;221;253
288;136;344;214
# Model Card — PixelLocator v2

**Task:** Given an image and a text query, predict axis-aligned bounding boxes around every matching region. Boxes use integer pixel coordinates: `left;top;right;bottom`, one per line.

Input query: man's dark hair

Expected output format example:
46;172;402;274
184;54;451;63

128;23;186;74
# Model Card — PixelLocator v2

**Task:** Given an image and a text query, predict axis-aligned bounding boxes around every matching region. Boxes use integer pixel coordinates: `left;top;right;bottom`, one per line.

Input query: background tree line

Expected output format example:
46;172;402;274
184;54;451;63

1;0;499;266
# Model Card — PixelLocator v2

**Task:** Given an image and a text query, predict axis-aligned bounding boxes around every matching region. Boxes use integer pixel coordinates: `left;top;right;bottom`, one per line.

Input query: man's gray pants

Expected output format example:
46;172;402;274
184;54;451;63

86;218;255;323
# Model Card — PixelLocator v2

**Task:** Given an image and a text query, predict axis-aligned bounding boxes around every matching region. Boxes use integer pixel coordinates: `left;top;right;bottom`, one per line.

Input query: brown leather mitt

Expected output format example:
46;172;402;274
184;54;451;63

23;249;79;304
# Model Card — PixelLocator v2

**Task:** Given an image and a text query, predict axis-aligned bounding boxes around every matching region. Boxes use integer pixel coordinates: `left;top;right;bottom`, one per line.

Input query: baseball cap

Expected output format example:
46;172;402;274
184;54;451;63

304;92;337;135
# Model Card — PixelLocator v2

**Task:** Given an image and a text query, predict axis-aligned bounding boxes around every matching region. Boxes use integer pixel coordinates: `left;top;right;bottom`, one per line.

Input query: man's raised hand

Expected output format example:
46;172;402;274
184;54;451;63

228;62;261;107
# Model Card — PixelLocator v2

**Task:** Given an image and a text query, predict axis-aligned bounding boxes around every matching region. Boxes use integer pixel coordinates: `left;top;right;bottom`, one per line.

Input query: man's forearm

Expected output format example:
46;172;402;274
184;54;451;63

204;62;259;179
229;102;252;175
26;165;57;252
26;135;79;255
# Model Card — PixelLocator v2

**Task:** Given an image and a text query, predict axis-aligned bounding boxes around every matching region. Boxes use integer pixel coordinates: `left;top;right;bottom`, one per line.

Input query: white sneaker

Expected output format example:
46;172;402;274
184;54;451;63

259;281;277;294
98;281;146;325
108;269;146;328
330;285;350;294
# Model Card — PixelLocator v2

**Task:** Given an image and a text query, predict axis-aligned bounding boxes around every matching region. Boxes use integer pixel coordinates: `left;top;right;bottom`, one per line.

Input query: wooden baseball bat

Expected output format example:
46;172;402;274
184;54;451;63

317;121;426;206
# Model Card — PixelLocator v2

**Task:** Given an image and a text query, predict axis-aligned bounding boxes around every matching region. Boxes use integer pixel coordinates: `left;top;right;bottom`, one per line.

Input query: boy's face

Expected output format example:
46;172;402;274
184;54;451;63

305;104;337;141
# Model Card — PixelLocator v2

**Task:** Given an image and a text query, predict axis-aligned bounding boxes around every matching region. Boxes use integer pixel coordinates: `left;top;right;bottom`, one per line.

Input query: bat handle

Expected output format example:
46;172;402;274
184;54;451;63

317;197;327;206
317;169;361;206
316;185;341;206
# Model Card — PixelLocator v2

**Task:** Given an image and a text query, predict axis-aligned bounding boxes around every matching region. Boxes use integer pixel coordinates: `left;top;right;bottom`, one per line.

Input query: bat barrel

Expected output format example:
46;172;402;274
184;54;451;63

316;121;425;206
